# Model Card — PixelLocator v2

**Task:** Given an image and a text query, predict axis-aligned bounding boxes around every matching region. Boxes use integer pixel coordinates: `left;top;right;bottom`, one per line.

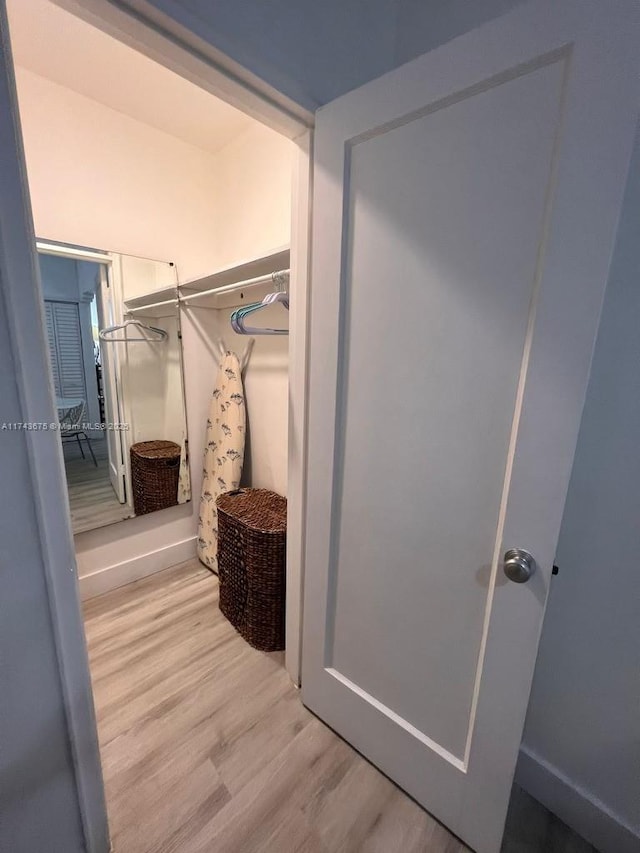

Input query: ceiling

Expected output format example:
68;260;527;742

6;0;253;154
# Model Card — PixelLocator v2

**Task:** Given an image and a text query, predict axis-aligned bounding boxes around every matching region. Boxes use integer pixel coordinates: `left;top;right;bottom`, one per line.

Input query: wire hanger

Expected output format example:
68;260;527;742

99;318;168;342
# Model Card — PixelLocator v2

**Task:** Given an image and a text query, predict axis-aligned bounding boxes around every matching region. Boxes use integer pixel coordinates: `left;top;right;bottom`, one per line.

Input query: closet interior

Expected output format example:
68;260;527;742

7;0;294;627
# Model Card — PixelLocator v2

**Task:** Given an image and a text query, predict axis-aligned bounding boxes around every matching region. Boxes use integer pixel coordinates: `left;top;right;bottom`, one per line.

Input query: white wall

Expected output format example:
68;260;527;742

210;124;291;498
39;254;78;300
516;122;640;853
392;3;640;850
211;124;292;269
16;67;220;281
181;124;292;512
15;64;292;590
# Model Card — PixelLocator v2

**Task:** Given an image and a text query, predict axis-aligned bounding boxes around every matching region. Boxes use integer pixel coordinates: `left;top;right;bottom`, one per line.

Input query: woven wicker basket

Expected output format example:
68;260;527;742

130;440;181;515
216;488;287;651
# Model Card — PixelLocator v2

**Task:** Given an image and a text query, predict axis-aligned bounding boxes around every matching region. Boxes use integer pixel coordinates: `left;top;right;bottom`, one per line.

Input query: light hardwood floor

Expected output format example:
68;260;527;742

64;439;133;533
83;560;597;853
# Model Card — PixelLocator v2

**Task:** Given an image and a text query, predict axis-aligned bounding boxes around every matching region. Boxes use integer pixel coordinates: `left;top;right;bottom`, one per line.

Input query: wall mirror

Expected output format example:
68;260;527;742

38;241;191;534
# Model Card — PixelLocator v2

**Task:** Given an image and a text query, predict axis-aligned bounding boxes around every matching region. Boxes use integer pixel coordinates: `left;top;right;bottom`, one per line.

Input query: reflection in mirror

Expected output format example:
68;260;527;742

38;242;191;533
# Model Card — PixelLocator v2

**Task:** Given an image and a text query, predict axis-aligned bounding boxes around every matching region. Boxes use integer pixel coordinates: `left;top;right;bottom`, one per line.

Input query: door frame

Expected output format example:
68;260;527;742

0;4;108;849
2;1;313;851
37;242;130;506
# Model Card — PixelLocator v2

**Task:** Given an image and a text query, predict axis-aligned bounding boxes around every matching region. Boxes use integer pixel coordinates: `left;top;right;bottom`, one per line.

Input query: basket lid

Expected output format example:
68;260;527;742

131;440;181;459
217;488;286;533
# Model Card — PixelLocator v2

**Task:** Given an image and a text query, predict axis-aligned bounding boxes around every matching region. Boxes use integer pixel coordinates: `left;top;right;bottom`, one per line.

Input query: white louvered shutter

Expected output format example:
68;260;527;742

44;301;86;399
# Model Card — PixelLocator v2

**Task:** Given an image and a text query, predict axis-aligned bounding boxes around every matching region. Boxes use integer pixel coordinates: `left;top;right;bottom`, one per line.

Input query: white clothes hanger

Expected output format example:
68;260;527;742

230;291;289;336
99;319;167;342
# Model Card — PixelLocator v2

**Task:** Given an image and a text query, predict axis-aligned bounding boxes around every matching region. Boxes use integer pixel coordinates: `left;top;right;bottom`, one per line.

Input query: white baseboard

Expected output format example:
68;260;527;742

78;536;197;600
516;745;639;853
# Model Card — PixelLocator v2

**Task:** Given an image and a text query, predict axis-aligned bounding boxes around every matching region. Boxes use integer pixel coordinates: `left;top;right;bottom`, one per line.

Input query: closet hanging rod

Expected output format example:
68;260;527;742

126;297;179;314
180;269;290;305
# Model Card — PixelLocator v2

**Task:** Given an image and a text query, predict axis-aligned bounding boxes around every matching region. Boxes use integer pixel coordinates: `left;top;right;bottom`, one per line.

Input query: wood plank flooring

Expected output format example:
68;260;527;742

83;560;597;853
64;440;133;533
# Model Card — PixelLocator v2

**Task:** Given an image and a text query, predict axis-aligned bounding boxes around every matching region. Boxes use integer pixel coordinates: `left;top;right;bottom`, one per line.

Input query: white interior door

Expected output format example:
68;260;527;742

301;2;640;852
97;265;126;504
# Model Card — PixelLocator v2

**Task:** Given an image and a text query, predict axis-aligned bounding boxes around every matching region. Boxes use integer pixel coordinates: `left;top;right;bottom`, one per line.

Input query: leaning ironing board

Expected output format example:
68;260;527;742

197;339;253;572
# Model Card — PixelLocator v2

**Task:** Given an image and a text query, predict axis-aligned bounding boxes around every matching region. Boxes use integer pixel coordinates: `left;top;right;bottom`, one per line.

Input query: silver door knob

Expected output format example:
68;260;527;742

503;548;536;583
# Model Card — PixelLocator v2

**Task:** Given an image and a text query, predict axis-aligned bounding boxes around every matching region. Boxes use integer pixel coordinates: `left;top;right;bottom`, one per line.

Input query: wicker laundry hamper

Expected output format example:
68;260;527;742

216;488;287;651
130;440;181;515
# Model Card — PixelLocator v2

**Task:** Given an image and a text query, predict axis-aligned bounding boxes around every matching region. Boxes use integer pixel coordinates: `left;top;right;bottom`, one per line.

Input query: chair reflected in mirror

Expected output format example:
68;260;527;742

58;399;97;466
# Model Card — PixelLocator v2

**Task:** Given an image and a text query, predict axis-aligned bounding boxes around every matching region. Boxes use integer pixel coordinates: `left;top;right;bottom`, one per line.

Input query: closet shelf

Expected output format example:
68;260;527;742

124;286;179;318
179;247;290;310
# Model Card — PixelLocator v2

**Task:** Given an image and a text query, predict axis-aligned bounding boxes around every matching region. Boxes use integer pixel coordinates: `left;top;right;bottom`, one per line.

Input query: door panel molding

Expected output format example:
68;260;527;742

322;54;571;767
